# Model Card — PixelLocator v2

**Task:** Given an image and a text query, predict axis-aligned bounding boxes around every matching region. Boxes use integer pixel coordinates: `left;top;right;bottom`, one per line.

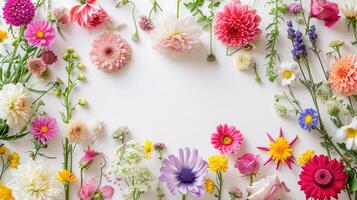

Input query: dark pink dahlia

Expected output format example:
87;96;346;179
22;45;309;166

139;16;154;32
40;50;58;65
2;0;35;26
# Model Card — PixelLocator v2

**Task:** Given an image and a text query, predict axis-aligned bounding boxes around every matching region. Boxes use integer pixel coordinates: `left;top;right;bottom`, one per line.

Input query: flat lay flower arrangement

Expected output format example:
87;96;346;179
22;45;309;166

0;0;356;199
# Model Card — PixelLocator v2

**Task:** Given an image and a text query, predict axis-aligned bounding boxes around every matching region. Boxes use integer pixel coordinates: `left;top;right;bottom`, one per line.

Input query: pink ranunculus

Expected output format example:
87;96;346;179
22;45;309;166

80;148;100;168
310;0;340;27
234;153;260;175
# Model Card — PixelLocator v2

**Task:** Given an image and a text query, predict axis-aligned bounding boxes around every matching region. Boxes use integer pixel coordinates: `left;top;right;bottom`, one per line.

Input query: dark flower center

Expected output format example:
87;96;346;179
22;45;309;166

104;47;114;56
177;168;196;184
314;168;333;187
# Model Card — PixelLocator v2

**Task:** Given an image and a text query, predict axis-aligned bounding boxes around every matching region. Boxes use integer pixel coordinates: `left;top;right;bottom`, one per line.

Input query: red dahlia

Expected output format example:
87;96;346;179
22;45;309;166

298;155;347;200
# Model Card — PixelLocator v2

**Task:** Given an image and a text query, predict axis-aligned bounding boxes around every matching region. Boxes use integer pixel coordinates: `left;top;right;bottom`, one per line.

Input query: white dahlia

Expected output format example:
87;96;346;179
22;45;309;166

0;83;32;128
10;161;61;200
151;14;203;55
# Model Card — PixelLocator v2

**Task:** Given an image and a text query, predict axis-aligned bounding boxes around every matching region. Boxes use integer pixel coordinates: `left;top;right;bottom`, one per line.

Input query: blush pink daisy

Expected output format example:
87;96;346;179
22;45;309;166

24;20;56;48
31;116;57;143
211;124;244;154
329;55;357;96
90;32;131;72
214;1;261;48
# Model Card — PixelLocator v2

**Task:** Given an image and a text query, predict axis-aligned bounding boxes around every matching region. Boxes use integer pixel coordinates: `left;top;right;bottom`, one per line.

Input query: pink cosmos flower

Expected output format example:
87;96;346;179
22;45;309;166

214;1;261;48
211;124;244;154
310;0;340;27
79;180;114;200
70;0;109;28
80;147;100;168
24;20;56;48
30;116;57;143
90;32;131;72
235;153;260;175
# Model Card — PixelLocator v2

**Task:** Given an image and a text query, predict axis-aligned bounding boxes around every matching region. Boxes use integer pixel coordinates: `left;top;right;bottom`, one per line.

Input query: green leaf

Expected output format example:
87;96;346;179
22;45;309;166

197;16;207;23
350;173;357;192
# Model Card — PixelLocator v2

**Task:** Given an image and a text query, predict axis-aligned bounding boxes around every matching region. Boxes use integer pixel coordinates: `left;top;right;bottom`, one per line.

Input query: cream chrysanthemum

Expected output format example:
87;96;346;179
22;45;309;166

151;14;203;55
341;0;357;18
10;161;61;200
65;120;89;145
0;83;32;128
235;53;252;70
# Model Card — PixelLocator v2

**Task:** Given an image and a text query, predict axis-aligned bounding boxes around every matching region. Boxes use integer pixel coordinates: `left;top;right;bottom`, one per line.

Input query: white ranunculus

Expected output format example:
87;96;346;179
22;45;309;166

0;83;32;128
276;62;299;86
10;161;61;200
341;0;357;18
246;175;290;200
337;117;357;150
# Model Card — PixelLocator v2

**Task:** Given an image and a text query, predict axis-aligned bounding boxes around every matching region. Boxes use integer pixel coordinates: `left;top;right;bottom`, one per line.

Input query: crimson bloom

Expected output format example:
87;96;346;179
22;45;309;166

298;155;347;200
70;0;108;28
310;0;340;27
211;124;244;154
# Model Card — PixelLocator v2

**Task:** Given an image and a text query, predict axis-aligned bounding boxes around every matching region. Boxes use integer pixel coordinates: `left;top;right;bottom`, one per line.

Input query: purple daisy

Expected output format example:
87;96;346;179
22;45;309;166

24;20;56;48
2;0;35;26
159;148;207;197
31;116;57;143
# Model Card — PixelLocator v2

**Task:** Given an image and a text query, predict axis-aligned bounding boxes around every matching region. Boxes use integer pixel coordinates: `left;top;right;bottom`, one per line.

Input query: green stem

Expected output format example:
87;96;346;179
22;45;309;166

182;194;186;200
128;1;139;39
5;26;24;81
176;0;181;19
217;172;223;200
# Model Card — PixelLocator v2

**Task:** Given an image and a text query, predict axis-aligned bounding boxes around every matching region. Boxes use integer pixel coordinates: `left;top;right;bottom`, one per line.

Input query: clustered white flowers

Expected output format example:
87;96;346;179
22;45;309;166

111;140;155;199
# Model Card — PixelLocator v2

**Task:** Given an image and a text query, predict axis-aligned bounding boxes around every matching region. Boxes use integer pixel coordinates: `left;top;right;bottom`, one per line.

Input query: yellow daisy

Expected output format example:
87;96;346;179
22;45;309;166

298;150;315;165
0;29;8;42
56;169;77;183
205;178;215;194
143;140;154;159
208;155;228;173
0;184;15;200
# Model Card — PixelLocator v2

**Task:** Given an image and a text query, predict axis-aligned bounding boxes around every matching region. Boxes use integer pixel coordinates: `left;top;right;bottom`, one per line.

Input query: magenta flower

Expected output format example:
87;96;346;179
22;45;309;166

234;153;260;175
288;3;302;14
211;124;244;154
30;117;57;143
139;16;154;32
79;180;114;200
310;0;340;27
2;0;35;26
24;20;56;48
80;148;100;168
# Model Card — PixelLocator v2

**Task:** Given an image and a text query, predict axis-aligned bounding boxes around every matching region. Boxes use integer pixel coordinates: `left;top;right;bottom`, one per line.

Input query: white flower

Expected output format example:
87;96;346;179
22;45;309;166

10;161;61;200
246;175;290;200
0;83;32;128
341;0;357;18
276;62;299;86
235;53;252;70
89;121;104;144
337;117;357;150
151;14;203;55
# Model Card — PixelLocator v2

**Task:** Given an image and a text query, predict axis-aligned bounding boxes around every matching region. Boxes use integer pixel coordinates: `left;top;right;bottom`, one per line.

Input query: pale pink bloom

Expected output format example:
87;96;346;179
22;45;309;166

151;14;203;55
234;153;260;175
247;175;290;200
24;20;56;48
79;180;114;200
214;1;261;48
139;16;154;32
90;32;131;72
310;0;340;27
53;7;69;25
27;57;47;77
211;124;244;154
70;0;108;28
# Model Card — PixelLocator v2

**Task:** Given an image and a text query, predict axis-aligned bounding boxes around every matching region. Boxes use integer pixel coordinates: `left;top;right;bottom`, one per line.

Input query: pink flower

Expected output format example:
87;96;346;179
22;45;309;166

211;124;244;154
139;16;154;32
79;180;114;200
53;7;69;25
24;20;56;48
80;147;100;168
329;55;357;96
70;0;108;28
310;0;340;27
30;116;57;143
214;1;261;48
40;50;57;65
90;32;131;72
234;153;260;175
27;57;47;77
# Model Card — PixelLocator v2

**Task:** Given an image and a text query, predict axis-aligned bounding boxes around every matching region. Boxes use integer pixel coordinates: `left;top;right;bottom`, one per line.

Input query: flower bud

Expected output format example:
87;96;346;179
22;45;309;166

77;74;85;80
67;47;75;53
72;53;79;59
11;39;18;46
78;99;87;106
54;89;62;97
63;53;70;60
77;63;85;70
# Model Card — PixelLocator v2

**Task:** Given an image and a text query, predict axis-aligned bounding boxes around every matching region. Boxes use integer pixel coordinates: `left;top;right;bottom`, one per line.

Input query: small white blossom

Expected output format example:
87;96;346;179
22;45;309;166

276;62;299;86
235;52;252;71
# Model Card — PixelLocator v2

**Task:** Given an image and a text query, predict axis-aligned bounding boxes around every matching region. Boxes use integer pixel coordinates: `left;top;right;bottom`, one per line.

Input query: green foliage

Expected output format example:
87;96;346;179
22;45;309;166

184;0;220;30
265;0;288;81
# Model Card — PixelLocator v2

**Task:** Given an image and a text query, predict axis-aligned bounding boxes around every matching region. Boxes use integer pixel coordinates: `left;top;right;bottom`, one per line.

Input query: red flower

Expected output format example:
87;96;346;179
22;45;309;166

211;124;244;154
214;1;261;48
298;155;347;200
70;0;108;28
310;0;340;27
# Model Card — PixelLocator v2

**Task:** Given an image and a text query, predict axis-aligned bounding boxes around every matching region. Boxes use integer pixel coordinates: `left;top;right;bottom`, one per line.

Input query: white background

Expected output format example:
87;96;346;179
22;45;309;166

2;0;356;199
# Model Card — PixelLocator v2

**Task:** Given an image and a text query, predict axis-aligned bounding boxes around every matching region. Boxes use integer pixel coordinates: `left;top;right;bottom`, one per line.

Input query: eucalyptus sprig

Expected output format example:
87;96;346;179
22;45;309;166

184;0;220;62
265;0;288;81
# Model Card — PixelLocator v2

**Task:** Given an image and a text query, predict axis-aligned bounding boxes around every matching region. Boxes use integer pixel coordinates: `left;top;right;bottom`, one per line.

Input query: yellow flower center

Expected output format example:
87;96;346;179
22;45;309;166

346;128;357;139
222;136;233;145
36;31;44;38
268;137;292;164
40;126;49;134
304;115;313;124
282;70;292;79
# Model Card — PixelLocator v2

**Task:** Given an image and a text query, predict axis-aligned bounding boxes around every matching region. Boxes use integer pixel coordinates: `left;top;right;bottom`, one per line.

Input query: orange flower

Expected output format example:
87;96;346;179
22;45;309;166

329;55;357;96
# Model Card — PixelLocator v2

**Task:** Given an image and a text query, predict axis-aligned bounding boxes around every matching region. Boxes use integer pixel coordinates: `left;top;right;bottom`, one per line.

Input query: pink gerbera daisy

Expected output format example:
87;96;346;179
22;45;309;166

90;32;131;72
24;20;56;48
211;124;244;154
329;55;357;96
214;1;261;48
31;116;57;143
